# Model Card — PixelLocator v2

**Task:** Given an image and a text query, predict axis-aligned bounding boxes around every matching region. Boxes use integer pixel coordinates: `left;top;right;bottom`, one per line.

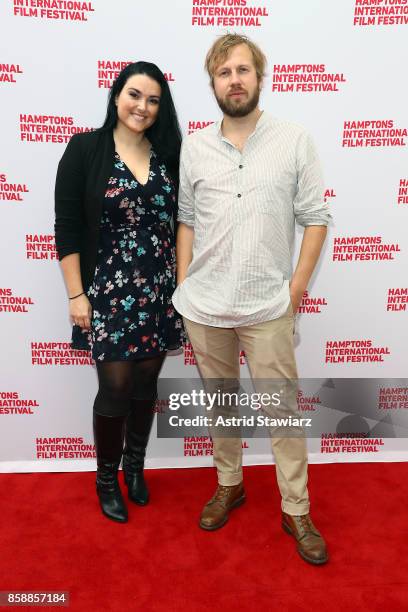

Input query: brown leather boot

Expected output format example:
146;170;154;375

282;512;328;565
199;483;246;530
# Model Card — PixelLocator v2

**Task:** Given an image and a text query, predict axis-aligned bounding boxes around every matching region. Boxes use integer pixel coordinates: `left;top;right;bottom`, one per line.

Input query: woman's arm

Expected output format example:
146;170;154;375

55;135;91;330
60;253;92;330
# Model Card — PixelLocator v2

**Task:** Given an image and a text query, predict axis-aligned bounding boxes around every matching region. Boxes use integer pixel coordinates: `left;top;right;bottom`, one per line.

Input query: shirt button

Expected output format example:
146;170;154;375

239;164;243;169
237;193;242;198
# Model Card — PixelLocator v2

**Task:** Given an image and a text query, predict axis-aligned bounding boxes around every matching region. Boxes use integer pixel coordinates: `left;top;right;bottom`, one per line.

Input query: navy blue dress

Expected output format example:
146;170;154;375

72;149;183;361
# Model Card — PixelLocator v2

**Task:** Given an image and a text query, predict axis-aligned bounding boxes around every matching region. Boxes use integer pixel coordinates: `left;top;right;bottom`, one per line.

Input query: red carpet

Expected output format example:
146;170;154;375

1;463;407;611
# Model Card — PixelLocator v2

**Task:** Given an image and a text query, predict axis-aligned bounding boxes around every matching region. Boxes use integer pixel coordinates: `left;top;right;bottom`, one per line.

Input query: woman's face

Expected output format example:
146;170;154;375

115;73;161;135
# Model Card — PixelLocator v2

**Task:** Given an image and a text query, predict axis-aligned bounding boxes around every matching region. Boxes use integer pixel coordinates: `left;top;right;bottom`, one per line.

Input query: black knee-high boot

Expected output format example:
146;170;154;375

93;412;128;523
122;399;156;505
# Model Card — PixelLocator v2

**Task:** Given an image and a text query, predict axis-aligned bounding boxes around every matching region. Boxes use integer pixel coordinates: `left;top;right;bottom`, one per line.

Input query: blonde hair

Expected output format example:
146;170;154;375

205;33;267;85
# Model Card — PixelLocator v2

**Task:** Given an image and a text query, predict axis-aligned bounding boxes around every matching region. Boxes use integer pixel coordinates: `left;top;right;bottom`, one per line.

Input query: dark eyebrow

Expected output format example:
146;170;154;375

127;87;160;99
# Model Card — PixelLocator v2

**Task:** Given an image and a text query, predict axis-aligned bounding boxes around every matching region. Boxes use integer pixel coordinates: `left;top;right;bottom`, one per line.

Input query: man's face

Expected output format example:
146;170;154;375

212;44;262;118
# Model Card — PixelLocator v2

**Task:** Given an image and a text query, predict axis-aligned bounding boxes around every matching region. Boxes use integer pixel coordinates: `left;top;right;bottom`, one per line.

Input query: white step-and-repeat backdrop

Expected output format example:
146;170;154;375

1;0;407;472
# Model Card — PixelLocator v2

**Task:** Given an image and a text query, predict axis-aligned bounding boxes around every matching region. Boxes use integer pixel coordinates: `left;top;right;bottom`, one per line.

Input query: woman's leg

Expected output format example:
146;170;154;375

123;353;166;504
93;361;136;523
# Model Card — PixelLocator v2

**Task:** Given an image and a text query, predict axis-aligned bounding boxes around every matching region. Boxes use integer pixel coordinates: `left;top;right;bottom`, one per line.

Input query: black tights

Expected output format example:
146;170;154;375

93;354;166;417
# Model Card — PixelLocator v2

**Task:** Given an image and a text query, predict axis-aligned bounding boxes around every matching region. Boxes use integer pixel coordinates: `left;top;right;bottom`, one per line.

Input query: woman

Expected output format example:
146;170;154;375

55;62;183;523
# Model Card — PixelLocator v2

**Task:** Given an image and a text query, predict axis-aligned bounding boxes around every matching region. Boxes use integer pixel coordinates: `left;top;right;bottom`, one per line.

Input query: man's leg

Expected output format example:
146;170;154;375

183;317;246;529
236;307;328;564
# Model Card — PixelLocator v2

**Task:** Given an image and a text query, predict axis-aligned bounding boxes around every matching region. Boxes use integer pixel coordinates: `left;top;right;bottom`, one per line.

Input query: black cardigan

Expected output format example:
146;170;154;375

54;129;119;291
55;129;179;291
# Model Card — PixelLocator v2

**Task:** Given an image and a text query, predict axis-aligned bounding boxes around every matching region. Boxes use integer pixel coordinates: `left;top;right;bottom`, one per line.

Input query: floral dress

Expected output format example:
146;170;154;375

72;149;183;361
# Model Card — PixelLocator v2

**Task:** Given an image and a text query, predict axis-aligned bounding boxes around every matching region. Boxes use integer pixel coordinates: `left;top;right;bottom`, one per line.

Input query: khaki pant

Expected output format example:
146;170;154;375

183;307;310;515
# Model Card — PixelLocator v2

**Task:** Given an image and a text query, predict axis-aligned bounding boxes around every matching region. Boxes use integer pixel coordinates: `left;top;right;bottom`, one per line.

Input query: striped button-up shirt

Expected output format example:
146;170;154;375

172;111;330;327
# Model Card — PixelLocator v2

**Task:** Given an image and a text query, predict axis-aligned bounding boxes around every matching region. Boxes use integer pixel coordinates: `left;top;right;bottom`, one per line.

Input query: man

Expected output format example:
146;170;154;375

172;34;330;565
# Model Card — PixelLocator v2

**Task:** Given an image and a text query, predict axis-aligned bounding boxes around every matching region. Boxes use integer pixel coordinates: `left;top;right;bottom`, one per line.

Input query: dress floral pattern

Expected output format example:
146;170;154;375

72;150;183;361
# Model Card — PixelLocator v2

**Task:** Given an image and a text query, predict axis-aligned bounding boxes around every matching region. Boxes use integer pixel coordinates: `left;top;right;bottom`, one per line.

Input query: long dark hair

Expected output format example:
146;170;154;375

101;61;182;187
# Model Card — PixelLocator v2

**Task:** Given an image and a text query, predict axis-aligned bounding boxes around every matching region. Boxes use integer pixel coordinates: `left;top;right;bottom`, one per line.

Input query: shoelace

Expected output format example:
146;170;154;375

211;486;234;506
294;515;316;539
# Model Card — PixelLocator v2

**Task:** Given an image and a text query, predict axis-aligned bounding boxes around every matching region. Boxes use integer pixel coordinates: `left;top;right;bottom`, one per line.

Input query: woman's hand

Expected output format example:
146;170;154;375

69;294;92;330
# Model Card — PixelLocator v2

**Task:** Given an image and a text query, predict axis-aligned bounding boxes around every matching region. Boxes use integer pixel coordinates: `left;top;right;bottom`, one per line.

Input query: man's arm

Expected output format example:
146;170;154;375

176;223;194;285
290;226;327;312
176;141;195;284
291;130;331;311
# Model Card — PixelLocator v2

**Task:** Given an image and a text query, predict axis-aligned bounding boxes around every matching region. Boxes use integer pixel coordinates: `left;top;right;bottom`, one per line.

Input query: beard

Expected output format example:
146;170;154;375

215;84;260;118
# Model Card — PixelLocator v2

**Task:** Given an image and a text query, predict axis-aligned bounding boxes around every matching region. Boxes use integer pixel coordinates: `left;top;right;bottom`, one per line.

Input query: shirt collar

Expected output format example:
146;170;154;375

216;109;268;143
